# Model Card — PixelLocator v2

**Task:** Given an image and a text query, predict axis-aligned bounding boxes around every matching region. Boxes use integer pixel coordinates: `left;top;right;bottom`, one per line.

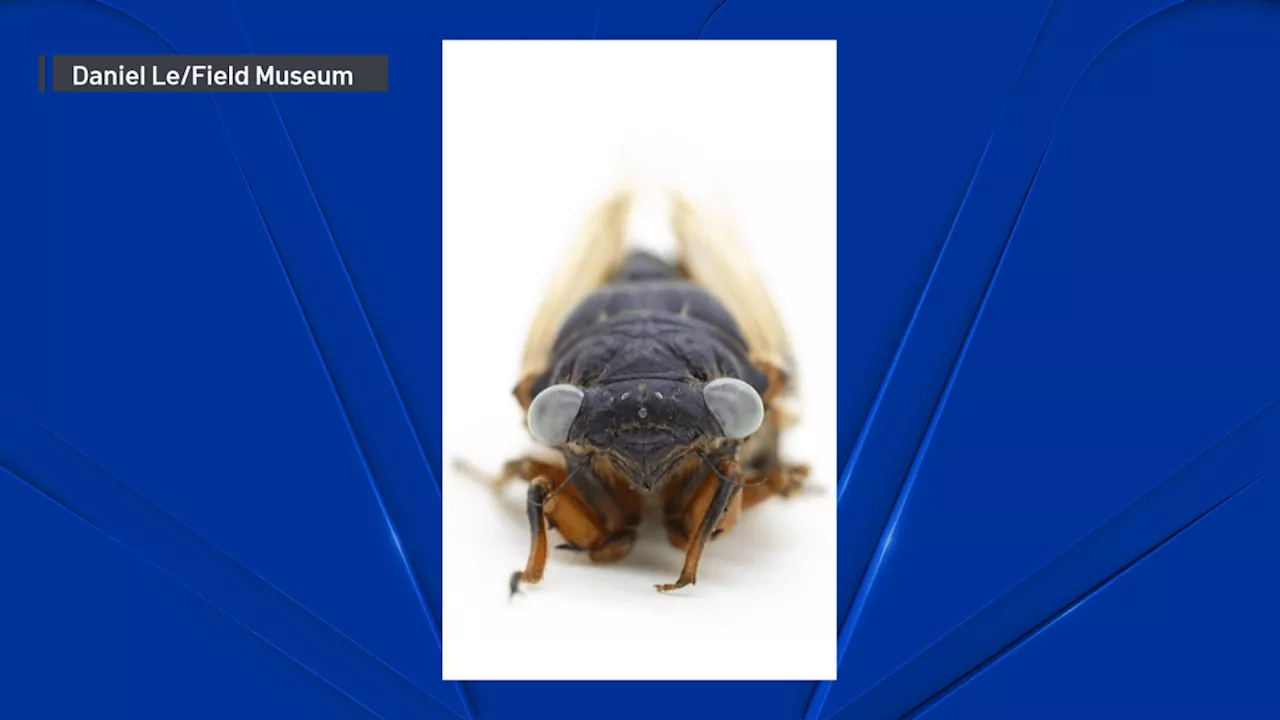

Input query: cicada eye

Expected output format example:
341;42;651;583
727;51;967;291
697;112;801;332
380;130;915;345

528;384;586;446
703;378;764;439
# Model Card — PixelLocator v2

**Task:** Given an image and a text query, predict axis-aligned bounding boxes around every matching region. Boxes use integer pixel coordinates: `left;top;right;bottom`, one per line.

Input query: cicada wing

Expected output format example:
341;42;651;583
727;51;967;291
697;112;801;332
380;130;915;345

515;189;634;409
670;191;795;400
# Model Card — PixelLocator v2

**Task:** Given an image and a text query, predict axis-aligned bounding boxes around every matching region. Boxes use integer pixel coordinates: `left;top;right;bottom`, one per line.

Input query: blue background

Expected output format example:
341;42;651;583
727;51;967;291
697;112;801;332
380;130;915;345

2;0;1278;718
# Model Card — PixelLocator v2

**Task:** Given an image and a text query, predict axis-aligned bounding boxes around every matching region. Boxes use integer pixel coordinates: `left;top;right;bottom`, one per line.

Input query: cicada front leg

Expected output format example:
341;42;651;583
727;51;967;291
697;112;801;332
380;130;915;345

510;473;553;593
657;459;744;592
493;457;641;595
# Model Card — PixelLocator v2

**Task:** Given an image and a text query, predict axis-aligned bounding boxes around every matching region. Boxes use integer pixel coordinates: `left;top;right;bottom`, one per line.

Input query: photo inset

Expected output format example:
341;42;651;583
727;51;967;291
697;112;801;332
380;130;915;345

442;40;837;681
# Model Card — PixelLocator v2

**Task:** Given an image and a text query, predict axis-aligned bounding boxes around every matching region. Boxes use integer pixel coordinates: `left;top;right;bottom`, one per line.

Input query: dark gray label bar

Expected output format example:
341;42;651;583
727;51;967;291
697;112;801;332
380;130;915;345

52;54;388;92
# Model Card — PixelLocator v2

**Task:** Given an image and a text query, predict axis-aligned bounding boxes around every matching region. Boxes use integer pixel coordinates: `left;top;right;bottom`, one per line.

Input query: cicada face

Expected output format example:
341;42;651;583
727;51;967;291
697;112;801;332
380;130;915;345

529;376;763;493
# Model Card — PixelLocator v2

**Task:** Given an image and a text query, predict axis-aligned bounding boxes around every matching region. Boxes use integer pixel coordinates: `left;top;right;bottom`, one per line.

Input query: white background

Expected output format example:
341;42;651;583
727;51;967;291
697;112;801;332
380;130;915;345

441;40;837;681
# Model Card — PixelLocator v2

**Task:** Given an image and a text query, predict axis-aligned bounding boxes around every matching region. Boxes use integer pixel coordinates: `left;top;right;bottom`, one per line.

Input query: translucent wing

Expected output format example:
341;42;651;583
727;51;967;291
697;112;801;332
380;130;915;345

515;189;634;409
669;191;795;400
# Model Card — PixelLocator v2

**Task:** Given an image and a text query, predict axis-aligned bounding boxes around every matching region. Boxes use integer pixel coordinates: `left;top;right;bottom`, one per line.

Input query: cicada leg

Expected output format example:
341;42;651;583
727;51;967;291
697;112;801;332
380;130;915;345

452;455;562;493
656;459;744;592
505;459;642;595
510;474;553;594
732;415;812;509
662;461;745;550
741;462;811;508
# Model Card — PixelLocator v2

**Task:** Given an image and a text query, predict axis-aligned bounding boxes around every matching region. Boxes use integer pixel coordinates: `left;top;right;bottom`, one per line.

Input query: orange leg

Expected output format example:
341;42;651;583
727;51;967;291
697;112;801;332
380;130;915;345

487;456;564;491
507;459;641;595
657;460;743;592
664;468;744;550
510;474;553;594
741;462;810;509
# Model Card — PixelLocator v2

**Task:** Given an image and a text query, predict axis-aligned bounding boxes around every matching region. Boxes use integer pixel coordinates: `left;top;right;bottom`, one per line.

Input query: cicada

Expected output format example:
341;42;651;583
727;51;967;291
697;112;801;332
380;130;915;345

493;189;808;593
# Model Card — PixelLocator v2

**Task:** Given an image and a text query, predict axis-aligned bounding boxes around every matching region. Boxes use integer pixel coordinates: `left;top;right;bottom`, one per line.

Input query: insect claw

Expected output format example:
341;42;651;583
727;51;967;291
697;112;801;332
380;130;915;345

655;578;693;593
508;571;524;597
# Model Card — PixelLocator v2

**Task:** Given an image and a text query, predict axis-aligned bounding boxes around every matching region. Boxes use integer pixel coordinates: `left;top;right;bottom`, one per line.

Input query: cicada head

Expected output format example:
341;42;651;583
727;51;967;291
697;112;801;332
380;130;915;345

526;376;764;492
